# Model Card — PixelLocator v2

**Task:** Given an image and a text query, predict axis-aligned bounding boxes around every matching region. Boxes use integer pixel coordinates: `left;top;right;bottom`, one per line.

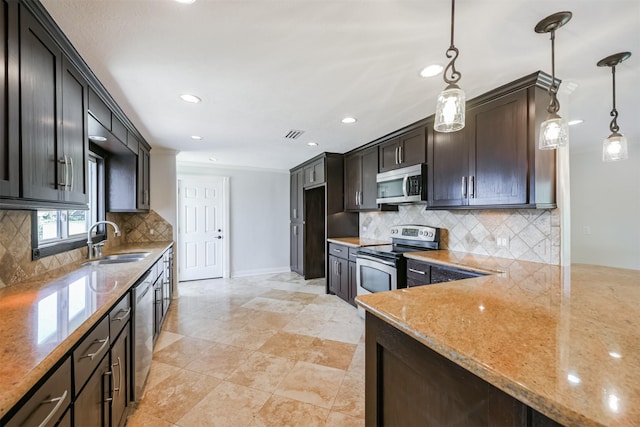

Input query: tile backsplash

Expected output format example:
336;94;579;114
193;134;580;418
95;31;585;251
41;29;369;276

360;206;560;265
0;209;173;289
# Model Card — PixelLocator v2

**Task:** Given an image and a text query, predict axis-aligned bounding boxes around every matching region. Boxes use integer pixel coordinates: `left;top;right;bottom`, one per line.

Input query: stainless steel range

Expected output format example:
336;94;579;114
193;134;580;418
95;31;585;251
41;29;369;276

356;225;440;311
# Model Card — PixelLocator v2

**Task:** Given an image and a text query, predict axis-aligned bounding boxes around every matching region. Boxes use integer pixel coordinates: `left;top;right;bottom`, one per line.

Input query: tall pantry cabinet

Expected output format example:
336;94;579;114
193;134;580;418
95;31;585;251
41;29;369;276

290;153;358;280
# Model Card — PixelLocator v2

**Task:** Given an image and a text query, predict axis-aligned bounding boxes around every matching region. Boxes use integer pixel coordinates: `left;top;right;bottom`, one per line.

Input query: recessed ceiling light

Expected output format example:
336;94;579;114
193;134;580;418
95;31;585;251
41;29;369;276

174;0;196;3
88;135;107;142
191;135;203;140
307;142;318;147
341;117;357;124
180;94;201;103
209;157;217;162
568;119;583;126
419;64;444;78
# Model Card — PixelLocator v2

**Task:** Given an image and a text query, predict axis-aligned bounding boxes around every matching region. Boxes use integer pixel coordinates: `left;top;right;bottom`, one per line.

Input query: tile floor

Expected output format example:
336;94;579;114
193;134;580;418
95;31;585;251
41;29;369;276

126;272;365;427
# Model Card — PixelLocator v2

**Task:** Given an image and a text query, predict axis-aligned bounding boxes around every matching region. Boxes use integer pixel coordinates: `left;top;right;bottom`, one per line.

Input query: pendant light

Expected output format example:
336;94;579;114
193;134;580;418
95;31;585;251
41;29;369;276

434;0;465;133
535;12;572;150
597;52;631;162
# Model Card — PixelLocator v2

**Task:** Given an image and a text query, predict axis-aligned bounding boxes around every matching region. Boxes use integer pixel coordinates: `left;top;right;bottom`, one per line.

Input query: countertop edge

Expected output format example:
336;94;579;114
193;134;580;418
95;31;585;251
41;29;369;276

0;241;174;421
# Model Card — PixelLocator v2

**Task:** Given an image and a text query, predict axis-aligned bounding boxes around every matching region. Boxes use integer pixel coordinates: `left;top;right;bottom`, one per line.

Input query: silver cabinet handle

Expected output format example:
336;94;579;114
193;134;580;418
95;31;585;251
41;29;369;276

355;192;358;207
58;156;68;188
293;225;297;236
69;156;74;191
461;176;467;198
399;145;403;164
112;308;131;322
469;175;475;198
333;248;342;253
394;146;399;165
80;336;109;360
112;356;122;395
38;389;68;427
337;261;341;274
104;371;113;402
408;268;426;275
293;208;297;218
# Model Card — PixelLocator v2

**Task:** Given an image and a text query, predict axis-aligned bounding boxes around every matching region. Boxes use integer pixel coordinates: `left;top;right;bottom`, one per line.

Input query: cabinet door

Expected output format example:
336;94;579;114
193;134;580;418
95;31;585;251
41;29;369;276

0;0;19;198
137;145;150;210
74;354;110;427
398;128;426;168
290;169;303;220
19;6;63;201
344;153;361;211
290;222;303;274
469;91;528;206
360;146;379;210
60;56;88;204
303;159;324;187
328;255;339;294
378;138;399;172
429;126;469;207
336;257;349;301
154;277;163;340
406;259;430;287
111;326;130;427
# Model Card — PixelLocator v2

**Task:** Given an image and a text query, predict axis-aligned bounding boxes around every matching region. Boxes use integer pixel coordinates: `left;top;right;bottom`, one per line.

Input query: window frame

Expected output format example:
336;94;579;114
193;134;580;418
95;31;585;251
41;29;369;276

31;152;107;260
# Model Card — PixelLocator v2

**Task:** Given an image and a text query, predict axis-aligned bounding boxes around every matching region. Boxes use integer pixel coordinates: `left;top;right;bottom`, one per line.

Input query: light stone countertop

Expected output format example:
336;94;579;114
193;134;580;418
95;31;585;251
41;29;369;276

356;250;640;427
326;237;389;248
0;241;173;420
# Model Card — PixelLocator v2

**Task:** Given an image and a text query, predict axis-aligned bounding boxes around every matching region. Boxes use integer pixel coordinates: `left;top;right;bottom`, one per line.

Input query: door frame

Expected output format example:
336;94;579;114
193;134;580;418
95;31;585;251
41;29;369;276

177;176;230;279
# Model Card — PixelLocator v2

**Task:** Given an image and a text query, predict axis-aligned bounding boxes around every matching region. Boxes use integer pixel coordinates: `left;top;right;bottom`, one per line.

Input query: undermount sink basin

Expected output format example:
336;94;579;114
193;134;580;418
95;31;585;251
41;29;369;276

82;252;151;266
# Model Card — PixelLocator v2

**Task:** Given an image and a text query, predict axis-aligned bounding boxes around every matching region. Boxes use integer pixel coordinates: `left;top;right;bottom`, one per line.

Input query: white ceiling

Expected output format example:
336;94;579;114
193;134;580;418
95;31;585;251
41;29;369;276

41;0;640;171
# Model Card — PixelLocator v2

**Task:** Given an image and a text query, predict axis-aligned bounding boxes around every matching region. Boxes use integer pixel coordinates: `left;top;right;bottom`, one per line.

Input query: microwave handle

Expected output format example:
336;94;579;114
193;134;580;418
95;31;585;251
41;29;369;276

403;175;409;198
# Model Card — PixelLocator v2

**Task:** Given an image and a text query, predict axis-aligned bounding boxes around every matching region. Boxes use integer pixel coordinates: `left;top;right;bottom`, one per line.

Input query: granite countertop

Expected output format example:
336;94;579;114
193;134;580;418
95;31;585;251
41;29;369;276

0;241;173;420
356;250;640;427
326;237;389;247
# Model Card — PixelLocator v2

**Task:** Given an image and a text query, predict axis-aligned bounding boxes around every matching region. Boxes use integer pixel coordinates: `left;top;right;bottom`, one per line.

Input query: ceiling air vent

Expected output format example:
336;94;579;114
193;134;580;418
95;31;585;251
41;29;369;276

283;129;305;140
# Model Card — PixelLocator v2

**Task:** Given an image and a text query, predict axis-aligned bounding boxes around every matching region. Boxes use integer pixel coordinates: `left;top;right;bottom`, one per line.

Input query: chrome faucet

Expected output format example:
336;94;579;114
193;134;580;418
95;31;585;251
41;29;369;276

87;221;121;259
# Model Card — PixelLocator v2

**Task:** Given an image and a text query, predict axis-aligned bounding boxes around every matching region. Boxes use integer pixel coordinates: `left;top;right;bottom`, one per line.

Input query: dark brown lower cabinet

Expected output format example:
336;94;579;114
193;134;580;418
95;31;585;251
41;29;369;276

365;313;562;427
328;254;348;302
348;260;356;305
74;354;110;427
110;326;130;427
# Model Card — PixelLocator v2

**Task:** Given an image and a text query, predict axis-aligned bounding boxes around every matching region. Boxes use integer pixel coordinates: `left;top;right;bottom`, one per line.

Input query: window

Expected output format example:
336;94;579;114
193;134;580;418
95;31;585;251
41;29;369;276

32;154;105;259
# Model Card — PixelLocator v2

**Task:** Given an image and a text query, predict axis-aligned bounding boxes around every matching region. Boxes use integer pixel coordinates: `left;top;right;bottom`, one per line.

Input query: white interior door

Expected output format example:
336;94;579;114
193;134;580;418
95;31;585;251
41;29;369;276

178;178;228;281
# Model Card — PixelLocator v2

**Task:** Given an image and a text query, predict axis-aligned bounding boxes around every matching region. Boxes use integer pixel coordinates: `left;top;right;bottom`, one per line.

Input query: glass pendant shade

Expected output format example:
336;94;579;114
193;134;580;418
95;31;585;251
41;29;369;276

539;114;569;149
602;133;628;162
434;84;466;133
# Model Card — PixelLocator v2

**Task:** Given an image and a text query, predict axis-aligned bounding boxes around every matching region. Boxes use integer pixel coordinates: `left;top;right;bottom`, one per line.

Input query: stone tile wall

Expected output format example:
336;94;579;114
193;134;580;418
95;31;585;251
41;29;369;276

0;209;173;289
360;206;560;265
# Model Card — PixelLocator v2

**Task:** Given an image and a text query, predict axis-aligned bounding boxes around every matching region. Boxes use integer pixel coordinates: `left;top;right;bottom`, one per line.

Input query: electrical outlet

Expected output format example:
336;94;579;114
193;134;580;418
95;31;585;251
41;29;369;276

496;236;509;248
150;229;155;235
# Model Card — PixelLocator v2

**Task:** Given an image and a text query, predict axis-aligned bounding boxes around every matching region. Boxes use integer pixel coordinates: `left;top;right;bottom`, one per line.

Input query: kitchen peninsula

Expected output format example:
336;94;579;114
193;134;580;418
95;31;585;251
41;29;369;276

356;251;640;426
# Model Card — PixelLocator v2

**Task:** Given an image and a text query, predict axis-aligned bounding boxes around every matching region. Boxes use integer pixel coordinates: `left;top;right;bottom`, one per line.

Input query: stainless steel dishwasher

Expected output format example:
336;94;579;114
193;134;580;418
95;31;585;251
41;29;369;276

133;271;154;401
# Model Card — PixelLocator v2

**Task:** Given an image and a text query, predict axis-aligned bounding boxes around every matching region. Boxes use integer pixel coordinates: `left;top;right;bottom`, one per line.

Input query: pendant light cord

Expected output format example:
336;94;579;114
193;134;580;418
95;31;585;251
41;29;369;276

443;0;461;85
610;65;619;133
547;30;560;114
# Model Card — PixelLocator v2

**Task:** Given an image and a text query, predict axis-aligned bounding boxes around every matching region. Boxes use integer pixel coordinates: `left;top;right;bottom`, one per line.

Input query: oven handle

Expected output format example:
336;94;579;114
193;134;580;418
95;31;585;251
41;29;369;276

356;254;396;268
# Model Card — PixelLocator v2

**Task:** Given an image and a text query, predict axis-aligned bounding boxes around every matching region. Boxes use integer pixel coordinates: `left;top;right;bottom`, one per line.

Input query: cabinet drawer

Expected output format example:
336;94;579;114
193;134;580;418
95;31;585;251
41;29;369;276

109;294;131;340
73;316;110;394
348;247;358;262
4;357;71;427
407;259;431;287
328;243;348;260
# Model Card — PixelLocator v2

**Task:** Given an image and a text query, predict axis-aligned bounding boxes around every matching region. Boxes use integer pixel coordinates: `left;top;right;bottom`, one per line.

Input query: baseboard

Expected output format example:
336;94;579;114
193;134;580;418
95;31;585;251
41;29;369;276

231;266;291;278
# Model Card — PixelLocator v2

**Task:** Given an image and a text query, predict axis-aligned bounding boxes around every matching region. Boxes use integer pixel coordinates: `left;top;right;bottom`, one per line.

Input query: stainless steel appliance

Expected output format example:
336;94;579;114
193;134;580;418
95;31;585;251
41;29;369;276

376;164;427;204
356;225;440;315
133;271;154;401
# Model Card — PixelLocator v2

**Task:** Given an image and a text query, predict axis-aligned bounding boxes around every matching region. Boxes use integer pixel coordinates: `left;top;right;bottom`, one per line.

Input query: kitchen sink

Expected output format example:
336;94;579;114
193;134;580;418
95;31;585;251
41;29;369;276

82;252;150;266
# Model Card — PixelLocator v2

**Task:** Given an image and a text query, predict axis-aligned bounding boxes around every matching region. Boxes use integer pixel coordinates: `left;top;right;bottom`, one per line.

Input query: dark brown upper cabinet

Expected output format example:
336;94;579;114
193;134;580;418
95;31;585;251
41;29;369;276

0;0;19;199
303;158;325;188
428;72;556;209
378;127;426;173
137;144;150;210
19;5;87;207
345;146;378;211
290;168;303;221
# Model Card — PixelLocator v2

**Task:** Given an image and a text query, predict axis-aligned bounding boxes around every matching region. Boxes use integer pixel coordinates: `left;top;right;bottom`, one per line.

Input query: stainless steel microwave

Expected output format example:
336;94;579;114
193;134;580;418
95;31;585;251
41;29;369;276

376;164;427;204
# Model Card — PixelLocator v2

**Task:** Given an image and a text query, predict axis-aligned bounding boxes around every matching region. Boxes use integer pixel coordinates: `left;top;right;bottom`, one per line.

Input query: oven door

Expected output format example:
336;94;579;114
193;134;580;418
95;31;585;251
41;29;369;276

356;254;398;296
